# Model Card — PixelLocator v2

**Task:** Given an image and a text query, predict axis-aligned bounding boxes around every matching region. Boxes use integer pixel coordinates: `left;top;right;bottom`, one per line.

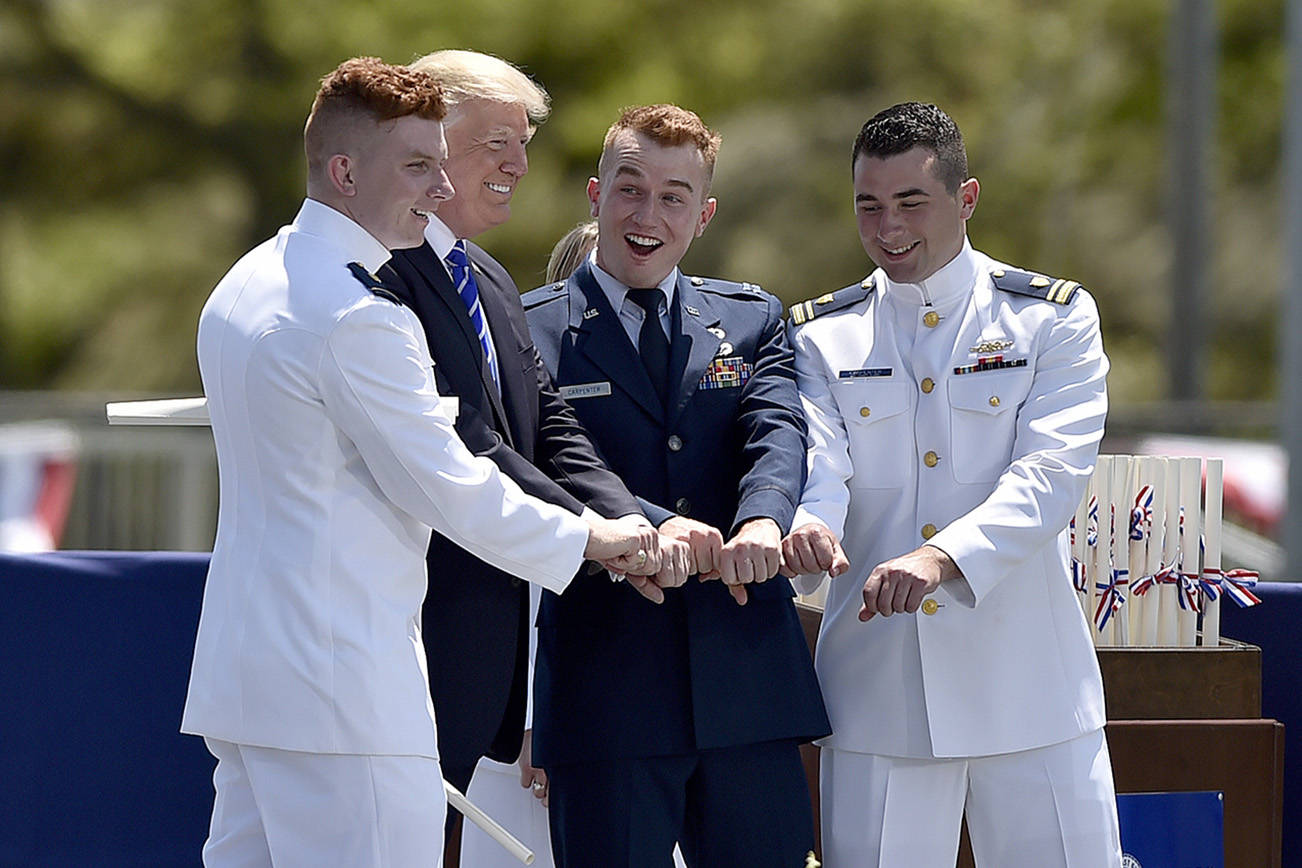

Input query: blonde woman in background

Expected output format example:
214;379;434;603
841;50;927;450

460;219;682;868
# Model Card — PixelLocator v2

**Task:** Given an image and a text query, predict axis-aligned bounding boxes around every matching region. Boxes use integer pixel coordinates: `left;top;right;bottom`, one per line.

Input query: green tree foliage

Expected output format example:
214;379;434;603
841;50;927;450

0;0;1285;400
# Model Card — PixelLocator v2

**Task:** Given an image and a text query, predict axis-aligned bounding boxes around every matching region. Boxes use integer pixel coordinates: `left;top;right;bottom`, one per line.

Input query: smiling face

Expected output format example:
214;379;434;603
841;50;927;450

588;130;716;289
436;98;532;238
347;114;454;249
853;145;978;284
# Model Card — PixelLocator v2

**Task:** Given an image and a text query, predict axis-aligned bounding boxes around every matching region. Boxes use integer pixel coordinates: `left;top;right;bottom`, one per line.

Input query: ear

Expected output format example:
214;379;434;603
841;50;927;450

586;177;601;217
957;177;979;219
327;154;356;197
695;197;718;238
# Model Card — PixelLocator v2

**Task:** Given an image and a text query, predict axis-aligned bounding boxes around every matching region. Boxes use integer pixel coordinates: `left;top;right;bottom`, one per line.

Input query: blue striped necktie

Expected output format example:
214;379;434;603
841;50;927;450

445;240;499;392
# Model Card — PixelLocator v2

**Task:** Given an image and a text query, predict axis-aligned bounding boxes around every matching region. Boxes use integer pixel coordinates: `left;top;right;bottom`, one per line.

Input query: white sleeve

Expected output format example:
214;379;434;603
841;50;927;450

319;301;589;594
927;292;1109;606
788;321;854;596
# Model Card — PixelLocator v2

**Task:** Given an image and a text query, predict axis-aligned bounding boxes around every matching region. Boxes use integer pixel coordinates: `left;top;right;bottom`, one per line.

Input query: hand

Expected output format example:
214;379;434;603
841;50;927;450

517;729;548;808
780;523;850;578
652;534;693;590
711;518;782;606
658;516;724;577
585;515;660;576
859;545;961;622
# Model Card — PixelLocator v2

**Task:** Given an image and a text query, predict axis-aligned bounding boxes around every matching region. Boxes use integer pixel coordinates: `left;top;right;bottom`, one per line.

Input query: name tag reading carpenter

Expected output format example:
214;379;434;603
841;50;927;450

559;381;612;400
699;355;752;390
838;367;893;379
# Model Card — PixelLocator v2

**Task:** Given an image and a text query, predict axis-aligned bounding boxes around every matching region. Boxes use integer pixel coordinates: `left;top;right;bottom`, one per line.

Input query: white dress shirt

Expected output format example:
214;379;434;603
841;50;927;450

182;199;590;759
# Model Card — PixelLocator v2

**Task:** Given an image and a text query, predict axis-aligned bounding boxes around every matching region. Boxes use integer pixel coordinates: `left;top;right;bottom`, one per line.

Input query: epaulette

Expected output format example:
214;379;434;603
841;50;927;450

788;275;876;326
521;281;567;311
989;267;1082;305
690;275;764;299
347;262;404;306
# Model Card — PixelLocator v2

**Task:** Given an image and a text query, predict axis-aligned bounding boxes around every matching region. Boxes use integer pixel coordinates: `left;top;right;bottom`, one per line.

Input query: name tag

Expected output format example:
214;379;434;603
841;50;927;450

560;382;612;400
838;367;893;379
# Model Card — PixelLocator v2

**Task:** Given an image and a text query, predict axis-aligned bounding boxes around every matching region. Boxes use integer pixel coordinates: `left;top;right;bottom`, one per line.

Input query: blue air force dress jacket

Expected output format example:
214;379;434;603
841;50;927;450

522;259;830;766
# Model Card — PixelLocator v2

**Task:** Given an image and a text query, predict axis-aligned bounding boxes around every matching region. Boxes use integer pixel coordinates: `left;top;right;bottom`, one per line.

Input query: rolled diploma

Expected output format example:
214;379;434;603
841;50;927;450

1157;457;1181;646
1110;455;1131;647
1202;458;1224;647
1091;456;1113;646
1177;457;1202;647
1072;480;1091;622
444;780;535;865
1139;456;1165;646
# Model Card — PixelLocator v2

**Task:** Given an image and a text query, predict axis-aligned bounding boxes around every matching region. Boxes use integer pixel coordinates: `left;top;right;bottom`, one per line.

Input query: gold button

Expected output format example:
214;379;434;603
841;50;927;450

992;269;1005;278
921;377;935;394
860;407;871;418
921;599;940;616
923;311;940;328
989;396;1000;407
921;523;937;539
924;451;939;468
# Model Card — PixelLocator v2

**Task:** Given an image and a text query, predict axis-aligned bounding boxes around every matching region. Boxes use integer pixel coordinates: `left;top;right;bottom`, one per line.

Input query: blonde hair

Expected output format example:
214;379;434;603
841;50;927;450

409;49;549;127
546;221;599;284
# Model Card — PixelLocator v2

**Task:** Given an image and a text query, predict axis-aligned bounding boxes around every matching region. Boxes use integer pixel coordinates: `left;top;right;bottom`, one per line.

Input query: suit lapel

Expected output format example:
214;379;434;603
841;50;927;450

406;242;513;440
667;277;723;427
569;263;664;422
470;258;525;448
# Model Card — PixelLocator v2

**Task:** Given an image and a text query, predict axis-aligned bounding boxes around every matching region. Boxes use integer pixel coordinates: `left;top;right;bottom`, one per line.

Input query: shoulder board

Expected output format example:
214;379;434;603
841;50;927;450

789;275;876;326
690;276;764;299
521;281;567;311
989;268;1082;305
347;262;404;306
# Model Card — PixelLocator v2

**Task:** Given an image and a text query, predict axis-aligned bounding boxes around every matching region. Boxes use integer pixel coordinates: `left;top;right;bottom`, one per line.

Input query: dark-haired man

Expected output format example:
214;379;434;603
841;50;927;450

182;57;659;867
782;101;1121;867
523;104;829;868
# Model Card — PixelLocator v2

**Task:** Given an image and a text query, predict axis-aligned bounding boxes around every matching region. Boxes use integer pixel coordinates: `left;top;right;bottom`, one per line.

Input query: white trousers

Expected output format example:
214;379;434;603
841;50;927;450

202;738;446;868
820;729;1121;868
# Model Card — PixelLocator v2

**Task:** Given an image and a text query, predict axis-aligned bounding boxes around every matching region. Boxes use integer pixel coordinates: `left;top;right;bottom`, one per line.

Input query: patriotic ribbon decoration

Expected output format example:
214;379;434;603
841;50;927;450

1129;485;1153;541
1086;496;1099;547
1069;517;1087;593
1202;567;1262;608
1176;571;1202;613
1094;569;1128;630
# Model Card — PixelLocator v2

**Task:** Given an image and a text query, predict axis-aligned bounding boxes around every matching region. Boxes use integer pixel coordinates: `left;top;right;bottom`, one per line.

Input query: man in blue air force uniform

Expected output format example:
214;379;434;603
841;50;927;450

781;101;1121;867
522;104;830;868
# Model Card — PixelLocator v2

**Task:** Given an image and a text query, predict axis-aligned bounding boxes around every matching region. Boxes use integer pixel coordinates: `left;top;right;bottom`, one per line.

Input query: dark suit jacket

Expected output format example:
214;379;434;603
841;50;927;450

383;241;640;772
522;260;831;766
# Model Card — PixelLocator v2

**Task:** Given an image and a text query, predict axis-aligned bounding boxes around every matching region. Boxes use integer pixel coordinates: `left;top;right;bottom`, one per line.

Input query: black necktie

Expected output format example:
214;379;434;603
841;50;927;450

626;288;669;407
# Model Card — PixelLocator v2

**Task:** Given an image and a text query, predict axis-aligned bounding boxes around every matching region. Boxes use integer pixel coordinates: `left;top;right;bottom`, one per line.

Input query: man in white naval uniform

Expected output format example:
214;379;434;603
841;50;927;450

781;102;1121;867
182;58;662;868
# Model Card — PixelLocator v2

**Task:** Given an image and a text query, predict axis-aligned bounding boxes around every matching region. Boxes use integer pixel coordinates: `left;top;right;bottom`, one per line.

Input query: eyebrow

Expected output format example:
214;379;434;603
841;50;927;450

613;164;695;194
856;187;931;203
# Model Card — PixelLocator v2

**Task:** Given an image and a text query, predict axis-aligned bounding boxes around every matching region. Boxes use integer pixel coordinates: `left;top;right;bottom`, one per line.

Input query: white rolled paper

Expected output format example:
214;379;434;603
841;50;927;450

1177;457;1202;647
445;780;535;865
1109;455;1132;647
1202;458;1224;647
1157;457;1181;647
1091;456;1113;646
1139;456;1165;646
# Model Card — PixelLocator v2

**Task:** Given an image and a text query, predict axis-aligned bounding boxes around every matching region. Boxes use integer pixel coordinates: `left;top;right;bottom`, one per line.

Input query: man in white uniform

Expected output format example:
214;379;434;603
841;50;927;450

782;101;1122;867
181;57;662;868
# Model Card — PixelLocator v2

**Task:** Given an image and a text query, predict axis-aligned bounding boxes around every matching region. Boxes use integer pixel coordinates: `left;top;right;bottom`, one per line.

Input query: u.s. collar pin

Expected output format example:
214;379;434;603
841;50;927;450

582;308;600;319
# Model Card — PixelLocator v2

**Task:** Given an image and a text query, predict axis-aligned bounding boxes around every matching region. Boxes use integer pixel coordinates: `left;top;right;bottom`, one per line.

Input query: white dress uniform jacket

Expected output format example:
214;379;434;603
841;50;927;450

181;199;590;759
790;240;1109;759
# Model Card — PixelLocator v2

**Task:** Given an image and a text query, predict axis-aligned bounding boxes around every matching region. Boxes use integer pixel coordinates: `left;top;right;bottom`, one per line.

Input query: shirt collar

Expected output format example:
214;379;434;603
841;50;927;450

297;198;392;274
879;237;980;308
423;214;460;261
589;251;680;313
